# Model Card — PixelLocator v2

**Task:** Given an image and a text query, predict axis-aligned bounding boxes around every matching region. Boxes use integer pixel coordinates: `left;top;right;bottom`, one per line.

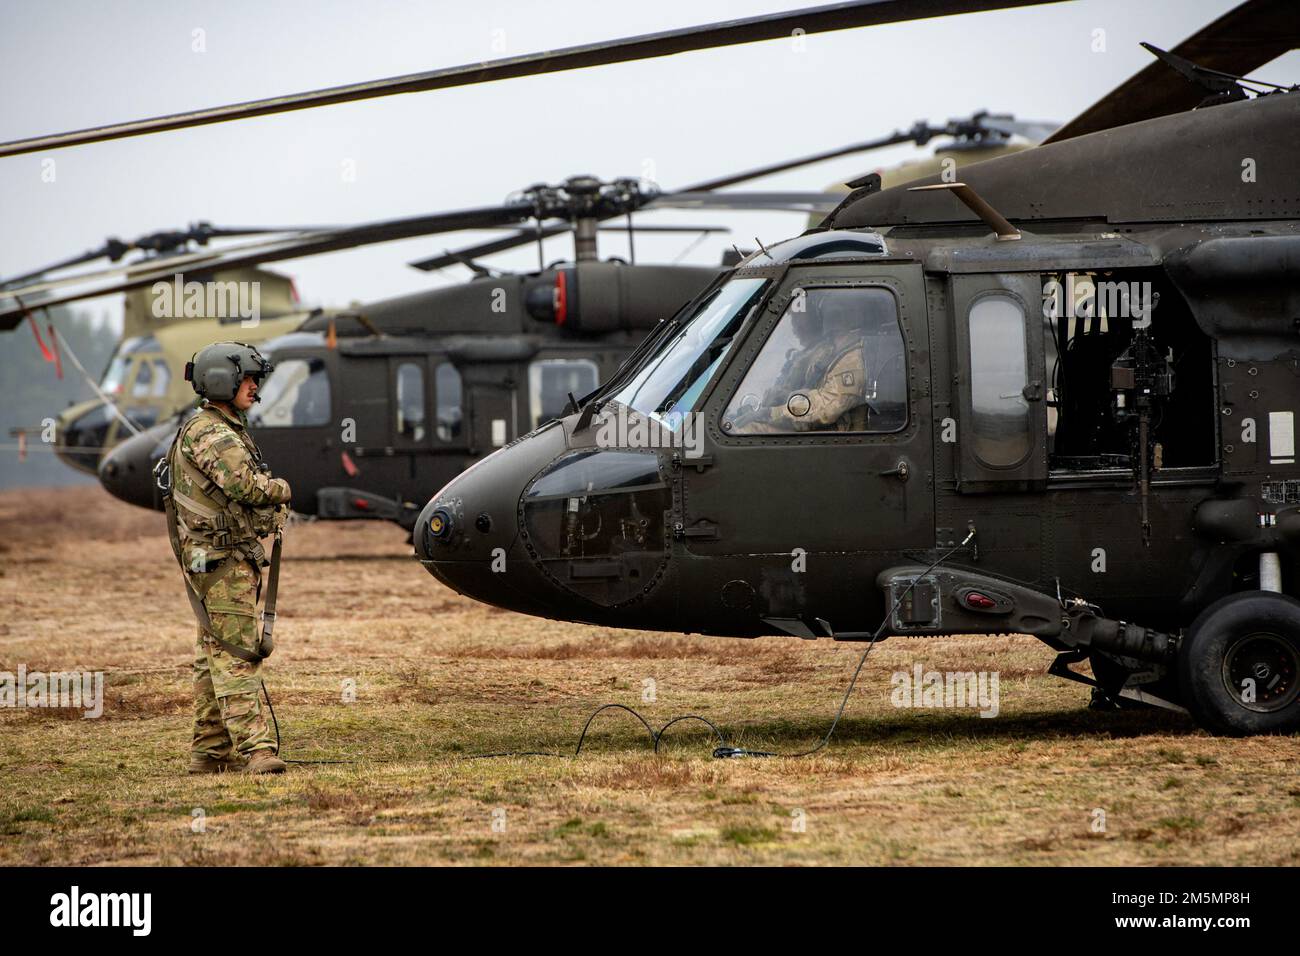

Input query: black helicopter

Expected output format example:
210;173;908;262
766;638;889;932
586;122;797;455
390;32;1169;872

6;0;1297;737
407;0;1300;738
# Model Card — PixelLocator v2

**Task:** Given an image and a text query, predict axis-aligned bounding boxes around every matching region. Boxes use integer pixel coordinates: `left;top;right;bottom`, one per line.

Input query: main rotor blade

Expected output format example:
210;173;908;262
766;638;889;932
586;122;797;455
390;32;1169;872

676;129;923;192
1044;0;1300;143
0;224;337;293
595;224;730;233
0;202;536;328
407;222;574;272
975;116;1058;142
648;190;845;213
0;0;1066;158
3;248;237;298
1;247;115;290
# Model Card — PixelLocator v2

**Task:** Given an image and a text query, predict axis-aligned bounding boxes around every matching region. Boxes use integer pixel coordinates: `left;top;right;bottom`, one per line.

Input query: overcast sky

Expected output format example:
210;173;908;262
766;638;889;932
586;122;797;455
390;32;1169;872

2;0;1294;332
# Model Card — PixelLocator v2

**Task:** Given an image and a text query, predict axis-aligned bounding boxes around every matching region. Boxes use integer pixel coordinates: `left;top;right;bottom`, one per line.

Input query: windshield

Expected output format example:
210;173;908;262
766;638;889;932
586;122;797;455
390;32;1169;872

610;277;768;426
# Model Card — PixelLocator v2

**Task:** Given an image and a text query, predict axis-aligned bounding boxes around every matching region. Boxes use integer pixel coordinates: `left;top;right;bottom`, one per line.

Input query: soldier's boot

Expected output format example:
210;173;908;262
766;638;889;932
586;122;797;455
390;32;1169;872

240;748;288;774
188;753;247;774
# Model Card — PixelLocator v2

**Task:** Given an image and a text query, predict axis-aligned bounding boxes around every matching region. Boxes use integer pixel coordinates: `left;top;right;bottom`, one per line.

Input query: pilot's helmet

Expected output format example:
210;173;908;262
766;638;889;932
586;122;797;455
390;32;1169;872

817;292;860;335
186;342;274;401
791;299;823;344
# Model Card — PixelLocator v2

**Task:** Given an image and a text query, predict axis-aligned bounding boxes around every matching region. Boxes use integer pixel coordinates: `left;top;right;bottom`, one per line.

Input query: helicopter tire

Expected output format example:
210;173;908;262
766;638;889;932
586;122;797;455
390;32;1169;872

1178;592;1300;736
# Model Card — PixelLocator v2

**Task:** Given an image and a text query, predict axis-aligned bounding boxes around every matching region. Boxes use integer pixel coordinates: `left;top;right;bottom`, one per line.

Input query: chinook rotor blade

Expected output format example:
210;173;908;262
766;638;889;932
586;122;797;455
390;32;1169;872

1044;0;1300;143
0;201;539;329
0;223;338;293
1;247;118;290
0;0;1066;158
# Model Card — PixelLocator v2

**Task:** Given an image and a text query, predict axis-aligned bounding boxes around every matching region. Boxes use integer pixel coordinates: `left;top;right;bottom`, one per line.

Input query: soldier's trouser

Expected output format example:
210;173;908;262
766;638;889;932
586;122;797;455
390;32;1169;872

189;559;276;758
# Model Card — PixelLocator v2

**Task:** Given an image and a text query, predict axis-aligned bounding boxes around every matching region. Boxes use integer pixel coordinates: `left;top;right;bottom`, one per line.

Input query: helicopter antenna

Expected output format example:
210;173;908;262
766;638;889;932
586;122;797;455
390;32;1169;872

753;236;773;260
670;230;714;265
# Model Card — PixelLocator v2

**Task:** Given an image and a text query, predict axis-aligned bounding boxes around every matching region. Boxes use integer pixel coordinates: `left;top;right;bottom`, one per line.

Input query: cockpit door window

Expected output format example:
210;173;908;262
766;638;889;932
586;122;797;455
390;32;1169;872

722;286;908;435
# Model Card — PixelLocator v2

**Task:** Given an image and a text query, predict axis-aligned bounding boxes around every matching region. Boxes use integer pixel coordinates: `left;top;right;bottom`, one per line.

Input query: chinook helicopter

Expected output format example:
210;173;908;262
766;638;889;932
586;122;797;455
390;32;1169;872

6;0;1296;736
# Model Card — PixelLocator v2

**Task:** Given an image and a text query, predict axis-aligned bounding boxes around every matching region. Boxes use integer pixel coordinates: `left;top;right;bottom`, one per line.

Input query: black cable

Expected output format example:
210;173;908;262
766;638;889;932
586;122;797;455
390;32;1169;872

262;679;357;765
717;529;975;759
575;703;657;754
257;535;974;766
466;531;975;762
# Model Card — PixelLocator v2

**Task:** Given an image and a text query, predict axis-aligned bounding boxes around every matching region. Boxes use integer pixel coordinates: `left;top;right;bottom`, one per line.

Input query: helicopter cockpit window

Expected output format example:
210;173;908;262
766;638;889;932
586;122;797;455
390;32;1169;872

435;363;463;442
150;359;171;397
530;359;598;429
395;362;427;441
968;293;1031;467
248;357;331;428
724;287;907;435
611;277;769;428
131;359;154;398
101;336;159;395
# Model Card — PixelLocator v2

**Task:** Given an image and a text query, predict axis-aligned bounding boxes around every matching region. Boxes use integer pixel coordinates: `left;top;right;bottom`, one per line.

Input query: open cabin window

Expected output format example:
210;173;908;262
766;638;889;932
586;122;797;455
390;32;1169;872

1042;270;1217;476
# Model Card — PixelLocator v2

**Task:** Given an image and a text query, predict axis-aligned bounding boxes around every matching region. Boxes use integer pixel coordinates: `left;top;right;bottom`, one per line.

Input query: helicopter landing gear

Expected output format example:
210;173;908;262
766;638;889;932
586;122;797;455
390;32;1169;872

1178;592;1300;736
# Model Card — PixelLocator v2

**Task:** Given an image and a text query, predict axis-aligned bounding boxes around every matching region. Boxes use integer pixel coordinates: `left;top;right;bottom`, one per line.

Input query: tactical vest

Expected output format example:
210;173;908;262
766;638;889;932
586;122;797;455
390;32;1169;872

165;406;270;566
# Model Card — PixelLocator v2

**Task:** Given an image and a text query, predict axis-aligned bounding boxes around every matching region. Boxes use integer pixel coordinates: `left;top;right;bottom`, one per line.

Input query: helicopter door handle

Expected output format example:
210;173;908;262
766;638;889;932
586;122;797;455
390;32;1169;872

880;460;910;481
675;521;719;540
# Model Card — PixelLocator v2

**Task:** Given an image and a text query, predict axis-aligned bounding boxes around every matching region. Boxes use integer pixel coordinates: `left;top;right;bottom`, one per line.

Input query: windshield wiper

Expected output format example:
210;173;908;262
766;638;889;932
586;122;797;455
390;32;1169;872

575;306;688;426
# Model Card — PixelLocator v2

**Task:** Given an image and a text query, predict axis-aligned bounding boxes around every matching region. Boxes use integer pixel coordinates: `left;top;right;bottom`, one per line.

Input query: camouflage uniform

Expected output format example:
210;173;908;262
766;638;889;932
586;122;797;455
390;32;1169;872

171;402;291;762
733;329;869;434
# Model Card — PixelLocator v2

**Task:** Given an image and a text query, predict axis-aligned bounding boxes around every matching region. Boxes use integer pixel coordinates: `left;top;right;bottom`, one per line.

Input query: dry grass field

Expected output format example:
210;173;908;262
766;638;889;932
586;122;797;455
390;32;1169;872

1;485;1296;866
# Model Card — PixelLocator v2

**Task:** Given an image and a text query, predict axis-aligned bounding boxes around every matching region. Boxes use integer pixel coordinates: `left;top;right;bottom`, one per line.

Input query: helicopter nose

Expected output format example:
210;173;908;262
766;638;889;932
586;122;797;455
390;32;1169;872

415;421;569;617
98;420;173;510
55;403;116;475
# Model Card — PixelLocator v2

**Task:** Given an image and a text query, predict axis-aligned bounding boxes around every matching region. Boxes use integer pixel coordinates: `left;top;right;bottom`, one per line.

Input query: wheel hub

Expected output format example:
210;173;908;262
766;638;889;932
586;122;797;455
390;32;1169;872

1222;631;1300;713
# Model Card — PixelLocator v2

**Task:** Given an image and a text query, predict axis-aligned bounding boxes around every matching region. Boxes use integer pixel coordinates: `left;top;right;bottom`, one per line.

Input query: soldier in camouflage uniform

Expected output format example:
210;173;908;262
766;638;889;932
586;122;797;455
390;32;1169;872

163;342;292;775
